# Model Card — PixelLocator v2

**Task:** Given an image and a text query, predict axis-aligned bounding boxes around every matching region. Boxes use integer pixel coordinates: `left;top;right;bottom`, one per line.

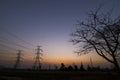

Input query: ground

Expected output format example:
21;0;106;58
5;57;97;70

0;69;120;80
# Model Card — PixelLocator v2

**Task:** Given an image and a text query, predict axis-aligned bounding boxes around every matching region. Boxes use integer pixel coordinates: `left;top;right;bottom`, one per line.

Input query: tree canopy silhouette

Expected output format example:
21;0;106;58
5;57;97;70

71;7;120;70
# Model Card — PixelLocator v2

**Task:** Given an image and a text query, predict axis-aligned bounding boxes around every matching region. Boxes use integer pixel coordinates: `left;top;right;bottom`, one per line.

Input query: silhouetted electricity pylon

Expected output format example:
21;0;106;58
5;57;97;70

33;46;43;70
14;50;23;69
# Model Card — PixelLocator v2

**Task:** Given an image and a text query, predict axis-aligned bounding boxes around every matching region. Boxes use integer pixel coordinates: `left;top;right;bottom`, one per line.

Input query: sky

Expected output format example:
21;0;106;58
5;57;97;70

0;0;120;69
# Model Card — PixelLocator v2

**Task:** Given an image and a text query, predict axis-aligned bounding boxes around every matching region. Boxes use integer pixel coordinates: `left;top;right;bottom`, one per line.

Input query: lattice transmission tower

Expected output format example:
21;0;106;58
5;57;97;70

33;46;43;70
14;50;23;69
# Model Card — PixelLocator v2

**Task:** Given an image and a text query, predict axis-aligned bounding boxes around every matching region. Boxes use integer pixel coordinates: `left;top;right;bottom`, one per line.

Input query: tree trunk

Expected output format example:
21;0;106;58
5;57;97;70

113;56;119;71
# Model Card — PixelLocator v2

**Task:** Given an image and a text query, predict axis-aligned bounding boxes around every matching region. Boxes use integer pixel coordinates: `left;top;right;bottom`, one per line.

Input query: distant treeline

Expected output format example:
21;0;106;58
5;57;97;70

0;63;118;72
58;63;114;71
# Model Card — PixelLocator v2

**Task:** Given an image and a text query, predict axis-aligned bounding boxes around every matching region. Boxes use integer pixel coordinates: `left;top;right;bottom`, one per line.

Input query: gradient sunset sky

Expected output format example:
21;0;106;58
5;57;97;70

0;0;120;68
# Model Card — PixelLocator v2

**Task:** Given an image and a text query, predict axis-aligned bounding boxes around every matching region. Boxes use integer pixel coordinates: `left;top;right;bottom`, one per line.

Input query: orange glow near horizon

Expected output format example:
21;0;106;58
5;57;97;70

0;50;111;68
22;51;111;68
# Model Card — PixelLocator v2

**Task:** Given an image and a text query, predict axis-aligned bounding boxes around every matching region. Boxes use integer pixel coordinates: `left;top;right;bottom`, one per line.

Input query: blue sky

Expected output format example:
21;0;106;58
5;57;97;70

0;0;120;68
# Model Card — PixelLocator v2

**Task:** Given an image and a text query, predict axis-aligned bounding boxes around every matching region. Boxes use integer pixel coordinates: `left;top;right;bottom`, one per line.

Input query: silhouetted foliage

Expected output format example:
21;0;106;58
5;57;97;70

60;63;66;70
48;65;51;70
87;65;91;71
0;65;5;70
67;65;73;71
74;65;78;71
80;62;85;71
54;65;58;70
71;7;120;71
92;66;101;71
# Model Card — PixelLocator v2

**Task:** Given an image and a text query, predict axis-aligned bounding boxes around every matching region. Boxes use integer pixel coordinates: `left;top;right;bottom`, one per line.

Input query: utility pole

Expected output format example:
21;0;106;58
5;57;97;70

33;46;43;70
90;57;93;68
14;50;23;69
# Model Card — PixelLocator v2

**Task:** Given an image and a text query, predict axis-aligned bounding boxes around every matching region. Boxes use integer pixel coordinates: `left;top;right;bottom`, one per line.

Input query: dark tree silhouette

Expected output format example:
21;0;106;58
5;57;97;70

54;64;58;70
80;62;85;71
60;63;66;70
87;65;91;71
74;65;78;70
68;65;73;71
71;8;120;70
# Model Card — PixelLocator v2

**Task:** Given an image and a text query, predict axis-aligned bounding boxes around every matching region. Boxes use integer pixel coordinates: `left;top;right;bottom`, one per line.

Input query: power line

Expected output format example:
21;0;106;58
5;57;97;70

0;26;35;53
0;27;35;48
0;43;17;51
0;37;32;50
0;37;34;61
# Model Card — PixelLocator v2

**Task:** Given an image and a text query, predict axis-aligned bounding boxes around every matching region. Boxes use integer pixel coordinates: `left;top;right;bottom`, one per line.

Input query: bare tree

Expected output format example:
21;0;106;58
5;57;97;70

71;8;120;70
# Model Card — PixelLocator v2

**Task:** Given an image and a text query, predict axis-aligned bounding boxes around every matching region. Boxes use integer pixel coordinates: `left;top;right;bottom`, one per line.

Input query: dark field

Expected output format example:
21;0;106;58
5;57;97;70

0;70;120;80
